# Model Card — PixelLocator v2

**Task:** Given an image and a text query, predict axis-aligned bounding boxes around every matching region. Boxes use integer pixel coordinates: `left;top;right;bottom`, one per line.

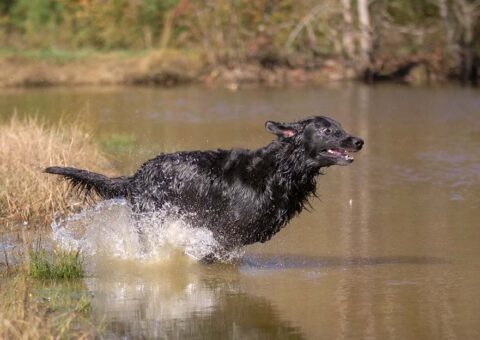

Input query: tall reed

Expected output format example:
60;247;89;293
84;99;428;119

0;116;114;229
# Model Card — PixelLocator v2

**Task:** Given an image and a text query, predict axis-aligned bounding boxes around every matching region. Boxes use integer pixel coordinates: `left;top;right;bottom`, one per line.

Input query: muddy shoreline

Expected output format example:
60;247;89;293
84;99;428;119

0;51;455;89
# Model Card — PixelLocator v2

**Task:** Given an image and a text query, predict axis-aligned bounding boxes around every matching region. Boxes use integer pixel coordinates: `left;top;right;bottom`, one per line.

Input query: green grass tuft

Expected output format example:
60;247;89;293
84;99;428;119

28;248;85;280
101;133;136;153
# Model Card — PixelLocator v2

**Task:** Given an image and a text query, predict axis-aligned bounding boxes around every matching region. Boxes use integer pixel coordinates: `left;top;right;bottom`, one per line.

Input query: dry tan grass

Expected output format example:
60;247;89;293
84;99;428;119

0;116;114;229
0;275;95;339
0;50;206;87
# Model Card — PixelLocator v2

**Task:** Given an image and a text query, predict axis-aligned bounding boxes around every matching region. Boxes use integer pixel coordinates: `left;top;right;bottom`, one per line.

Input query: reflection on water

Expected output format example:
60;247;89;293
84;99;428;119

83;253;478;339
1;84;480;339
88;259;304;339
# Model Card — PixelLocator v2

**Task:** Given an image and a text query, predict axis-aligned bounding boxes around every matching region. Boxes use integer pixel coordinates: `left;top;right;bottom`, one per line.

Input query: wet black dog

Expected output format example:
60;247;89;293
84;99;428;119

46;116;363;260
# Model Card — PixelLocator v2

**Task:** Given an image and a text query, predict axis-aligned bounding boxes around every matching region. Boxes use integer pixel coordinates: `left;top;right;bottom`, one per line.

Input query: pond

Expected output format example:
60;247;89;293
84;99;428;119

1;84;480;338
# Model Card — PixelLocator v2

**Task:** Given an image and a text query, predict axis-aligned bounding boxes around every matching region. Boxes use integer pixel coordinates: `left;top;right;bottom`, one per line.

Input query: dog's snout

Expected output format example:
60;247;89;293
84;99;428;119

352;137;364;149
341;136;364;151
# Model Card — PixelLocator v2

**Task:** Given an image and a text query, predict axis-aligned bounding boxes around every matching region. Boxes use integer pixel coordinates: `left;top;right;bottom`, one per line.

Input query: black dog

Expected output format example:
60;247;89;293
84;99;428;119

46;116;363;260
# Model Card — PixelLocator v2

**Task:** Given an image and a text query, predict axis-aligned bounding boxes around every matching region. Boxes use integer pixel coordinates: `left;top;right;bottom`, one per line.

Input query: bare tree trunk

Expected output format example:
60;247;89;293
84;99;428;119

437;0;458;67
162;0;190;53
340;0;356;63
159;10;174;52
357;0;373;81
452;0;480;83
143;26;153;50
285;4;326;50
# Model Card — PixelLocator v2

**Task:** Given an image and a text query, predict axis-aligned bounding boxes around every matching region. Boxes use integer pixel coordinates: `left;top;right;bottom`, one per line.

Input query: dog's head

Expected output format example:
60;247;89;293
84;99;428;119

265;116;364;166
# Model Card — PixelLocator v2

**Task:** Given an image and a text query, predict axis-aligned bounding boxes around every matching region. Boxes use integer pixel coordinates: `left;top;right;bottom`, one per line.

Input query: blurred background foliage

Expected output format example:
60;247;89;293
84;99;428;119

0;0;478;82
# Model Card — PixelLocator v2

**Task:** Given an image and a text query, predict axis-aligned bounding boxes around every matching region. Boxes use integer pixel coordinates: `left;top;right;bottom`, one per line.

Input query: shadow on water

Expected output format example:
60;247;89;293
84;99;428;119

240;254;447;270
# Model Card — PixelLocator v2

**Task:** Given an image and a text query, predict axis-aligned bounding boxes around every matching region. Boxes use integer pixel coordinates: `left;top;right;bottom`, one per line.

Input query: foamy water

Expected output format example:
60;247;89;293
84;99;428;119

51;199;243;263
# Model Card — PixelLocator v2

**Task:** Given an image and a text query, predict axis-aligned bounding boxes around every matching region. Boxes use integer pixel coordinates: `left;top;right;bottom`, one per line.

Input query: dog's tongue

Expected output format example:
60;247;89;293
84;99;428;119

327;149;345;156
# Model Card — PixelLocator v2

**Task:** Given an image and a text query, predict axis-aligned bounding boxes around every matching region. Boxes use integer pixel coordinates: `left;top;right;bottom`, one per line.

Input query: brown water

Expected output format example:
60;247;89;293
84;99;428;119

2;84;480;339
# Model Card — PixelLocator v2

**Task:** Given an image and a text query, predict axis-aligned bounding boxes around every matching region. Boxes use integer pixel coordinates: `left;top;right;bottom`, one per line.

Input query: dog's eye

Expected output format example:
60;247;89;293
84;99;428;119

322;128;332;135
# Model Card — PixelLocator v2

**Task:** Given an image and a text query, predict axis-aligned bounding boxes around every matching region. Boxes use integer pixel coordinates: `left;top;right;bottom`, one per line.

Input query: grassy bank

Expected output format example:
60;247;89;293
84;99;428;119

0;274;95;338
0;48;206;87
0;116;114;229
1;0;478;85
0;48;353;88
1;237;92;337
0;214;91;336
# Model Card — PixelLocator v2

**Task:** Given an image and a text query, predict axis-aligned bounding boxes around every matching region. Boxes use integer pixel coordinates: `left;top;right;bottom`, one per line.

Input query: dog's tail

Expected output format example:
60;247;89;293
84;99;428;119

45;166;130;200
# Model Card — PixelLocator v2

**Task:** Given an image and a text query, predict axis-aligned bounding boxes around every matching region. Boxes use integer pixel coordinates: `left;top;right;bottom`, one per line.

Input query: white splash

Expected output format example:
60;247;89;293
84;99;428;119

51;199;239;262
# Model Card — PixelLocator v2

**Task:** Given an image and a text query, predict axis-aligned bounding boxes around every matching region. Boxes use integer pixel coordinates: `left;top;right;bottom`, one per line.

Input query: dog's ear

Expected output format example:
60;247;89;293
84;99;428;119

265;121;299;138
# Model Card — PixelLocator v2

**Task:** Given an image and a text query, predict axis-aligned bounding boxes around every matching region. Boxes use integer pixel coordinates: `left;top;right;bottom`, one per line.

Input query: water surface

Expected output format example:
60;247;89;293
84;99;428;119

1;84;480;339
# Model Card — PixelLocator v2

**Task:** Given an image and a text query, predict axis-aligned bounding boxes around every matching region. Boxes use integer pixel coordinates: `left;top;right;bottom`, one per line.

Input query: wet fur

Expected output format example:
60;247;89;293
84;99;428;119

45;116;363;255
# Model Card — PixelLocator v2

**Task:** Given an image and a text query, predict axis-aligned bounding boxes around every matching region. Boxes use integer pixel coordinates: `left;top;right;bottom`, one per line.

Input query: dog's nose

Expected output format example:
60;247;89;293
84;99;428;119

352;137;364;149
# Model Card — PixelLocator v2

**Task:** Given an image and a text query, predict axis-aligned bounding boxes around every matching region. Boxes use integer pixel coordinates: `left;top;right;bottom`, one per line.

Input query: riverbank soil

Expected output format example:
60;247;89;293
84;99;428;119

0;49;455;88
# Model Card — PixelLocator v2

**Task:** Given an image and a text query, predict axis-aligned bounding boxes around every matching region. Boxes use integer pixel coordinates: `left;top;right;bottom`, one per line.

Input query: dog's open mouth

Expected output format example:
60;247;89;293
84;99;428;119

325;148;354;162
